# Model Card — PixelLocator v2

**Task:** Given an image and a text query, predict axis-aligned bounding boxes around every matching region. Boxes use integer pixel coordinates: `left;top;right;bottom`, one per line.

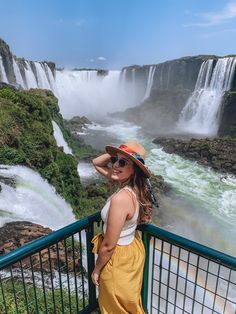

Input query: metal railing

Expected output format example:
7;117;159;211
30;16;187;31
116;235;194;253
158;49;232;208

0;212;236;313
138;224;236;314
0;212;101;314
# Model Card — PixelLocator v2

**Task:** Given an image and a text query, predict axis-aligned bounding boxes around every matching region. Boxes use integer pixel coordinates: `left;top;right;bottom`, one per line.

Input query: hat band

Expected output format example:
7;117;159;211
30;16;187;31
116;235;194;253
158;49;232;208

119;144;145;165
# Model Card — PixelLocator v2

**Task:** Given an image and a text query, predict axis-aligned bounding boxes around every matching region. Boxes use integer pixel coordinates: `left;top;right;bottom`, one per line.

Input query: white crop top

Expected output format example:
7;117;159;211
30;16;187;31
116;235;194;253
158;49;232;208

101;186;140;245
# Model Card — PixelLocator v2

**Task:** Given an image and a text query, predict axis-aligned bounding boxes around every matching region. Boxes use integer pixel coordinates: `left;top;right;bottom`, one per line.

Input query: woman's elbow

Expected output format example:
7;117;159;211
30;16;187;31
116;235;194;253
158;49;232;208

100;243;116;254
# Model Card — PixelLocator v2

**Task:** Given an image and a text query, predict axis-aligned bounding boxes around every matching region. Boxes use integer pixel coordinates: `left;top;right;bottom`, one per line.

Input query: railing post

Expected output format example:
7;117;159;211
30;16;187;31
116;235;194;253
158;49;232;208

86;221;98;310
141;229;151;314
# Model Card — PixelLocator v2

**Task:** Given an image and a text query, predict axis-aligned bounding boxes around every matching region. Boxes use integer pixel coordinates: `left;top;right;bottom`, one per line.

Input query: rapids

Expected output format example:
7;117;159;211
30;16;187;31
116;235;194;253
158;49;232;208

80;120;236;257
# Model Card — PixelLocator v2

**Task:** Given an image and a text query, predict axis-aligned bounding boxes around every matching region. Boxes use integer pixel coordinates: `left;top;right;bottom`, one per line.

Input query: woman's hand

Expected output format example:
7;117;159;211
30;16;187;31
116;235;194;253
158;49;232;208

91;267;100;286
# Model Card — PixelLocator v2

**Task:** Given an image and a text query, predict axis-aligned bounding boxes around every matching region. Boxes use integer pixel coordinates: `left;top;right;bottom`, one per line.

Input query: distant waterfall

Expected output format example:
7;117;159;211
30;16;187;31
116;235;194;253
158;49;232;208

0;56;56;91
24;61;38;88
132;68;136;101
143;66;156;101
52;121;73;155
0;58;8;83
55;70;126;118
178;57;236;136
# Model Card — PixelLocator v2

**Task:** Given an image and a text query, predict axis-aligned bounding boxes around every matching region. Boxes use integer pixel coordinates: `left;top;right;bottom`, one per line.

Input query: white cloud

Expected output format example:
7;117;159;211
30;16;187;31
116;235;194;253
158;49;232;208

97;57;107;61
184;1;236;27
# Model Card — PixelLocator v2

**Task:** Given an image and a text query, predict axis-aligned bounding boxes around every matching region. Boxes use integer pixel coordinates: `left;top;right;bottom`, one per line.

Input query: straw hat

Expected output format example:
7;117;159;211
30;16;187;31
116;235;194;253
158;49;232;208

105;140;151;178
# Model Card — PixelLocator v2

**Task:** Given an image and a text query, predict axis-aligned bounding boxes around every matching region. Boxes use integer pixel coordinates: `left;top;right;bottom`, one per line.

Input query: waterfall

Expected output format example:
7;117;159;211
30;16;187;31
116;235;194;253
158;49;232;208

0;57;55;91
132;68;136;103
24;61;39;88
12;57;26;88
178;57;236;136
0;58;8;83
34;62;53;90
142;66;156;101
55;69;126;118
52;121;73;155
0;165;75;230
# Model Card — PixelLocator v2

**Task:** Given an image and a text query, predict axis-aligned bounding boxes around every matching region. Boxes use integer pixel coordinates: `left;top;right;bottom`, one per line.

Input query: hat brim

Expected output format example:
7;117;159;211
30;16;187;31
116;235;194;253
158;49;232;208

105;145;151;178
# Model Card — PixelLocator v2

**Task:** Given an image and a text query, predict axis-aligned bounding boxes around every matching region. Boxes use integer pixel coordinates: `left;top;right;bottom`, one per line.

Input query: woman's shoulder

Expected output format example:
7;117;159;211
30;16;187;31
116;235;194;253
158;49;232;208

111;186;136;207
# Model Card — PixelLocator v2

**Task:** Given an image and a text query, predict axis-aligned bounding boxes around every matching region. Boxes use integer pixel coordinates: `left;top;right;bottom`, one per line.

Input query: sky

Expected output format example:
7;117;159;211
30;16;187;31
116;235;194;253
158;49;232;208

1;0;236;69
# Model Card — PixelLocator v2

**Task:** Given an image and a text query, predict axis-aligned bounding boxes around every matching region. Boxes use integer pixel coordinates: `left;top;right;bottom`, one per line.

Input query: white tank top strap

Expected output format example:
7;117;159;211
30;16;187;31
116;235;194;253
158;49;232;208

101;185;140;245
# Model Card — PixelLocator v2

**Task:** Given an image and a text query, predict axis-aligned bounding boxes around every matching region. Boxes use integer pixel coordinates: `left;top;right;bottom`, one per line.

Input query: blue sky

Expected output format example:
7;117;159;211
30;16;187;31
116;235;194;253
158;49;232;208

1;0;236;69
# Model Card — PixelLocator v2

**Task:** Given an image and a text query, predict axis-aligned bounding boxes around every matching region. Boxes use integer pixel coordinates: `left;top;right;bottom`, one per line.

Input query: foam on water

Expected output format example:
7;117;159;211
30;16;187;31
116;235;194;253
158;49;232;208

0;165;75;230
83;121;236;254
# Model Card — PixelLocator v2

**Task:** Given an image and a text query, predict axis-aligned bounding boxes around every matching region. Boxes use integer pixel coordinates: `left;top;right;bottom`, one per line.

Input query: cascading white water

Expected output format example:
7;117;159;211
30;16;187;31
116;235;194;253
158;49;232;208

55;69;130;118
52;121;73;154
0;58;8;83
12;57;26;88
34;62;53;90
0;165;75;230
178;57;236;136
82;120;236;256
44;63;56;92
24;61;39;89
132;68;136;102
142;66;156;101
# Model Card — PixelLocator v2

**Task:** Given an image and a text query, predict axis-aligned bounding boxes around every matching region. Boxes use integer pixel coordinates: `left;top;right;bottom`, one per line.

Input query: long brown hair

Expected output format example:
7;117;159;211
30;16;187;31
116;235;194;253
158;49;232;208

124;165;153;223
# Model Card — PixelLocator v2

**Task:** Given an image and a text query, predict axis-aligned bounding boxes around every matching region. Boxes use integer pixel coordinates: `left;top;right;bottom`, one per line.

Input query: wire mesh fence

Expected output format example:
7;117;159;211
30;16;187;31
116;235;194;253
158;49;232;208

1;213;236;313
0;213;101;314
139;224;236;314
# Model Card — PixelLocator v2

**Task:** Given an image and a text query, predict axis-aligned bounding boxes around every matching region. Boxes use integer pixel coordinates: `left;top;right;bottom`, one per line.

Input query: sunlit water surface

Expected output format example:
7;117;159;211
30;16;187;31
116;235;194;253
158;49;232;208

79;119;236;257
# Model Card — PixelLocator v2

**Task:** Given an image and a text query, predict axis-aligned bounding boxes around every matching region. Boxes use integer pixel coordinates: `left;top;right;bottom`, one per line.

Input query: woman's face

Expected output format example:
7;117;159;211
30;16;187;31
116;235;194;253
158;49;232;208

111;153;135;183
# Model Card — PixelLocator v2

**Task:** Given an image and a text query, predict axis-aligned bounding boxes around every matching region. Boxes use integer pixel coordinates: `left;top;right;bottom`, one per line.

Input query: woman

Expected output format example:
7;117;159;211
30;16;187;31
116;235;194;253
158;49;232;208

91;140;153;314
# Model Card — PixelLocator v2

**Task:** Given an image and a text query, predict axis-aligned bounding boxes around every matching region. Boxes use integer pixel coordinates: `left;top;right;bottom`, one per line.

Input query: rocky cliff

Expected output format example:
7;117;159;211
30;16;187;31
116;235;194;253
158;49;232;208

218;91;236;137
0;85;82;209
114;56;236;137
0;38;55;88
113;56;208;134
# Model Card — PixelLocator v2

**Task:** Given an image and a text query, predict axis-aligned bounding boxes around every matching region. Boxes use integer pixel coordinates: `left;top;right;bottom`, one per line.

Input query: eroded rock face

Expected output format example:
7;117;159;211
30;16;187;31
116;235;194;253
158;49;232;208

219;92;236;137
64;115;92;134
0;39;15;84
153;137;236;175
0;221;82;272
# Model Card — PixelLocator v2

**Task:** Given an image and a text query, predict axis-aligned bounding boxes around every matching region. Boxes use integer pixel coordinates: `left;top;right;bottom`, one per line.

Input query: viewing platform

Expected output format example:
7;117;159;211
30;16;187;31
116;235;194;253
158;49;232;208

0;212;236;313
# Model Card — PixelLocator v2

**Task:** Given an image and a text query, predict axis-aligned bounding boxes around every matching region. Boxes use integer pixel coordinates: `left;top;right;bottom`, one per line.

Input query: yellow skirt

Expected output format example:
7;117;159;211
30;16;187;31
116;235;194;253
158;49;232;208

92;233;145;314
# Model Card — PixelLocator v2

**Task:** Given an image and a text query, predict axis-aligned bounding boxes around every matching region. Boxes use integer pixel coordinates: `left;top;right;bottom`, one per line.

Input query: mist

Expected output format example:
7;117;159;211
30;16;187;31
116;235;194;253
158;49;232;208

55;69;140;120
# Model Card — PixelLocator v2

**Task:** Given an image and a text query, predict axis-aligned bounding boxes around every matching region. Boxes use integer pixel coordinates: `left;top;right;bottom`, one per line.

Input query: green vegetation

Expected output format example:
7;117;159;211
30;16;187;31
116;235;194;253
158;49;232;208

77;182;112;219
0;279;86;314
0;86;83;209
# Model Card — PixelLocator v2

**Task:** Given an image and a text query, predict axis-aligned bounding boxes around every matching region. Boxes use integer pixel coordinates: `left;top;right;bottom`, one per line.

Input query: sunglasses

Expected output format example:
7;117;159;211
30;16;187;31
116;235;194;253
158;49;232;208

110;156;130;168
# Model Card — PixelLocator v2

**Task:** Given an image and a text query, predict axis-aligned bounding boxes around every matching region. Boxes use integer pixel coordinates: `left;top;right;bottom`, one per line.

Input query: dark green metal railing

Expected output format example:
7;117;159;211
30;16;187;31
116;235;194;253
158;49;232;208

0;212;101;314
138;224;236;314
0;212;236;313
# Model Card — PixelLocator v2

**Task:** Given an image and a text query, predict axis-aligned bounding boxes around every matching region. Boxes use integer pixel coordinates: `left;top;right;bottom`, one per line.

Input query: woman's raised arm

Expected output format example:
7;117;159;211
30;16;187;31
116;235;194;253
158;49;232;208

92;153;112;178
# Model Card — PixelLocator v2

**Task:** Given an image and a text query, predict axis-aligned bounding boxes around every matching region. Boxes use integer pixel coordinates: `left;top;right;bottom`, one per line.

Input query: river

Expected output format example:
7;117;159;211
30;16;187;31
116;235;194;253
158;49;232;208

77;118;236;257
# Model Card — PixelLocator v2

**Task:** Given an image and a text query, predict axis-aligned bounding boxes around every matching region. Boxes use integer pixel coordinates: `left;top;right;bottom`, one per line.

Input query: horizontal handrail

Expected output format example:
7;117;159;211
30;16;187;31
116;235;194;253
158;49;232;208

138;223;236;270
0;212;101;270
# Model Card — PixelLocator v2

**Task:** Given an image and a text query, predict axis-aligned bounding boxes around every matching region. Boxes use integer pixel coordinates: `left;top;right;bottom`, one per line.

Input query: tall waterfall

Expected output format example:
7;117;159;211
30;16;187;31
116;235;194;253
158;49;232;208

142;66;156;101
0;52;158;119
52;121;73;155
0;58;8;83
178;57;236;136
12;58;26;88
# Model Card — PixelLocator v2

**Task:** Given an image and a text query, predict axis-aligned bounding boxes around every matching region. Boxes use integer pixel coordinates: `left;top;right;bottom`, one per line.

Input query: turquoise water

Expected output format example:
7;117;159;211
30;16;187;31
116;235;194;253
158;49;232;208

81;119;236;256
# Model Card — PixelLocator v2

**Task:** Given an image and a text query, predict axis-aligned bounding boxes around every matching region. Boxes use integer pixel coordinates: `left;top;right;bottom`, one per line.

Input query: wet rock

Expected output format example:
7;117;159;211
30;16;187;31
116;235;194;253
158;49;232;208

153;137;236;175
64;115;92;134
0;221;83;273
0;174;16;188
